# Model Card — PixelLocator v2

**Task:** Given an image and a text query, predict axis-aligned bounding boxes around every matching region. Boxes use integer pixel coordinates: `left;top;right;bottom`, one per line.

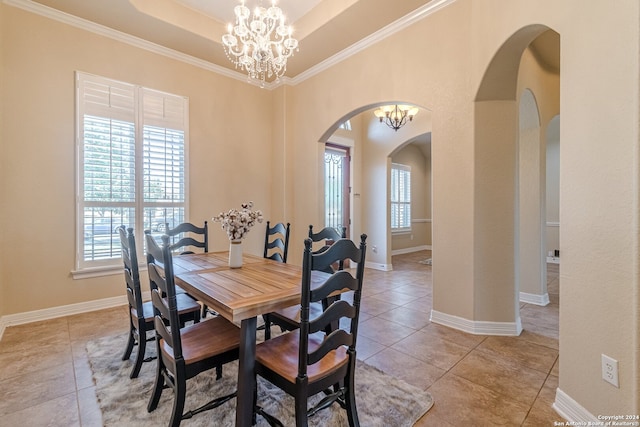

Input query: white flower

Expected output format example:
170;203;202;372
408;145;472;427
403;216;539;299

212;201;264;241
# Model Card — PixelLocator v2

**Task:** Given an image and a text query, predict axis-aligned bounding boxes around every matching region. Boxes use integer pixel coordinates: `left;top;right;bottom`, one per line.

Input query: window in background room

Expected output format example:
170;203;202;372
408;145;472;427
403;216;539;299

76;72;188;271
391;163;411;232
338;120;352;131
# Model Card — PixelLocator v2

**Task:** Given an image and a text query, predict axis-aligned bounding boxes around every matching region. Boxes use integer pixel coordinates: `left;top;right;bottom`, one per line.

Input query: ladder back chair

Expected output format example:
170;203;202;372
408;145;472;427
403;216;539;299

260;221;291;338
263;221;290;263
165;221;208;255
165;221;213;317
308;224;347;273
254;234;368;427
118;226;201;379
263;224;347;339
145;233;241;427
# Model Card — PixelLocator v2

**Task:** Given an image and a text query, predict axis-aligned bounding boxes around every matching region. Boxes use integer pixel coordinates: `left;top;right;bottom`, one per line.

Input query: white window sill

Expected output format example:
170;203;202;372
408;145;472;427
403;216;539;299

71;263;147;280
391;229;412;236
71;265;121;280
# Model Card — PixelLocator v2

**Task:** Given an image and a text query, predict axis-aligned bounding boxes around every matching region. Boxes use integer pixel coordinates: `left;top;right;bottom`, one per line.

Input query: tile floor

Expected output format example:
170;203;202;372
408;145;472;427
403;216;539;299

0;250;562;426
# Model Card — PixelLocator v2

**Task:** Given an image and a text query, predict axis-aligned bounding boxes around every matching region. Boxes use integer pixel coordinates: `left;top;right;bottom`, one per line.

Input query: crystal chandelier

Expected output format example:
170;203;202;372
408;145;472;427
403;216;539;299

374;105;419;131
222;1;299;86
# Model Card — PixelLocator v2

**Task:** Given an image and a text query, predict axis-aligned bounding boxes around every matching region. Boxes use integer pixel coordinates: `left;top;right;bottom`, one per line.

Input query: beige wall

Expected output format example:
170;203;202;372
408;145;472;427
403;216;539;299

0;5;273;314
518;88;545;298
1;0;639;417
546;116;560;254
0;0;5;319
553;0;638;413
516;45;560;299
279;0;639;415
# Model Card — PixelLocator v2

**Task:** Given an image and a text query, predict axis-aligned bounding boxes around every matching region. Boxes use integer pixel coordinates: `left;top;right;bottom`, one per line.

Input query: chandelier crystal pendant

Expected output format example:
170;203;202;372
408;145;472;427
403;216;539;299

374;105;419;131
222;0;299;86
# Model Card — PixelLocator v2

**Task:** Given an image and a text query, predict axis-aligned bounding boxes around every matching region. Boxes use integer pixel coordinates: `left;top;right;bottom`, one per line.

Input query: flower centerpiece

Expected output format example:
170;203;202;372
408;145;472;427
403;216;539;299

213;201;263;267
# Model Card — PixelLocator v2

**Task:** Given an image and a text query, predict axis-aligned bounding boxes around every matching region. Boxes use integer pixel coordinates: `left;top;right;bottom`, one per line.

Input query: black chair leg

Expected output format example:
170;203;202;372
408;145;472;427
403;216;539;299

345;357;359;427
294;393;309;427
147;361;165;413
130;332;146;379
170;378;187;427
122;325;135;361
263;314;271;340
345;384;359;427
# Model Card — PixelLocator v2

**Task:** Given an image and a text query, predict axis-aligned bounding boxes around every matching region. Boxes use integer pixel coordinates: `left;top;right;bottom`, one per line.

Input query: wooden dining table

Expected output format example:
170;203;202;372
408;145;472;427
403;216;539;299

172;251;327;427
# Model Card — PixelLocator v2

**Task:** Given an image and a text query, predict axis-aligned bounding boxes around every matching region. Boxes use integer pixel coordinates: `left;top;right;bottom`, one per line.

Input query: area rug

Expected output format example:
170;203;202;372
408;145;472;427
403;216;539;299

87;334;434;426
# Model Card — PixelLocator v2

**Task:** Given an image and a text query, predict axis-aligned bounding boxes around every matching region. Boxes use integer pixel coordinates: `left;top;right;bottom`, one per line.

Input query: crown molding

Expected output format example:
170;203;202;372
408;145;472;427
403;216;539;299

3;0;455;90
2;0;264;86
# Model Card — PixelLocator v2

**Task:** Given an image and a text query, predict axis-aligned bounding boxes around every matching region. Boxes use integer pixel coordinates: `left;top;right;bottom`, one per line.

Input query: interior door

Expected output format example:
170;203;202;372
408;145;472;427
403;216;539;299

324;144;350;238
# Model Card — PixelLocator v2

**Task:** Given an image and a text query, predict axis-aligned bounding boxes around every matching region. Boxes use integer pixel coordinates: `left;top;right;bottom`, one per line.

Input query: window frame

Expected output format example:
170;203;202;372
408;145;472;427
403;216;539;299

390;162;412;233
74;72;189;276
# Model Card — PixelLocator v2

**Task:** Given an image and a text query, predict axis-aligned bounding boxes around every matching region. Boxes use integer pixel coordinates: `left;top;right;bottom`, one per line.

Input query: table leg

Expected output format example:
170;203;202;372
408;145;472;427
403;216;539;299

236;316;257;427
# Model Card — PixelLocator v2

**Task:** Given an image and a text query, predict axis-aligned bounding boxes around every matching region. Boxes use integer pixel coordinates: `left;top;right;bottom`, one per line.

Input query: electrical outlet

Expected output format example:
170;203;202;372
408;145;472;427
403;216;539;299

601;354;619;387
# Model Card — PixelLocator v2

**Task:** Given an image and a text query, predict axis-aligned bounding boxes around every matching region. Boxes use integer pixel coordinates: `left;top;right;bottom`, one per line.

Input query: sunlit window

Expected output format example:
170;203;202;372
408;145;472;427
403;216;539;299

76;72;188;270
391;163;411;231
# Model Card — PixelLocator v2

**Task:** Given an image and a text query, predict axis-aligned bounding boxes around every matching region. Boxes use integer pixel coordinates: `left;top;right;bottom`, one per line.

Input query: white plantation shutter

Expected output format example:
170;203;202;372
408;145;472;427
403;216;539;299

391;163;411;231
76;72;188;270
142;88;186;204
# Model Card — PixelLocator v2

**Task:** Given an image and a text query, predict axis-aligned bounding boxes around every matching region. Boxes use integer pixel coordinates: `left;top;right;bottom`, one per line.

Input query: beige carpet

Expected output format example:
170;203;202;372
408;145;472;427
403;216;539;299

87;333;434;426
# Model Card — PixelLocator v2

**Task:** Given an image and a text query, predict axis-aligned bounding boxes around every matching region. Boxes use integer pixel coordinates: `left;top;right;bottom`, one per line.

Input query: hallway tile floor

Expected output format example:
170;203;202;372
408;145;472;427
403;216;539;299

0;250;561;426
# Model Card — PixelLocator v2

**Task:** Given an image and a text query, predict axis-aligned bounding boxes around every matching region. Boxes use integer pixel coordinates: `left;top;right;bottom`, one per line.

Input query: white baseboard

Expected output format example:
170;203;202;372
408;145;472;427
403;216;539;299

547;256;560;264
553;388;597;423
365;261;393;271
0;293;139;341
430;310;523;336
391;245;432;256
520;292;550;306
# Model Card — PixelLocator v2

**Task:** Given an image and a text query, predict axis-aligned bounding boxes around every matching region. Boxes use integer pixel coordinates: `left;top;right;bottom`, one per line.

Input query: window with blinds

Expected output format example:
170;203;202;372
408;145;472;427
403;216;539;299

391;163;411;231
76;72;188;270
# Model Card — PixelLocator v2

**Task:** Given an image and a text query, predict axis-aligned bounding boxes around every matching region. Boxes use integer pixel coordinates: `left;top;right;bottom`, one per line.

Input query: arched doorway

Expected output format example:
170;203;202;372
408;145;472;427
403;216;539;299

320;103;433;272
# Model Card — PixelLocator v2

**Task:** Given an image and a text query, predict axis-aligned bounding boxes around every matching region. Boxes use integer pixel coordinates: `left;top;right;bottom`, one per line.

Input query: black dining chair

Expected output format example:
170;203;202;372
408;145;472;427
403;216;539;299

253;234;367;427
164;221;214;318
145;232;241;427
263;224;348;339
308;225;347;273
263;221;290;263
165;221;208;255
118;226;201;379
261;221;290;339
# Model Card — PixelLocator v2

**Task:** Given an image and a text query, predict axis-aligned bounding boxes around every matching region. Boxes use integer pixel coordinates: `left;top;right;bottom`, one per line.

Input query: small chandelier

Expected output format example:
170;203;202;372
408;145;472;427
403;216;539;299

374;105;419;131
222;0;299;86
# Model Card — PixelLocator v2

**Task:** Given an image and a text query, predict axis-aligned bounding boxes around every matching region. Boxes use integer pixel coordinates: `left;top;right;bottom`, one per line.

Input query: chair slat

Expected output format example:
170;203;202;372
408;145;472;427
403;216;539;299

307;329;353;366
308;299;355;335
263;221;290;263
310;270;358;302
